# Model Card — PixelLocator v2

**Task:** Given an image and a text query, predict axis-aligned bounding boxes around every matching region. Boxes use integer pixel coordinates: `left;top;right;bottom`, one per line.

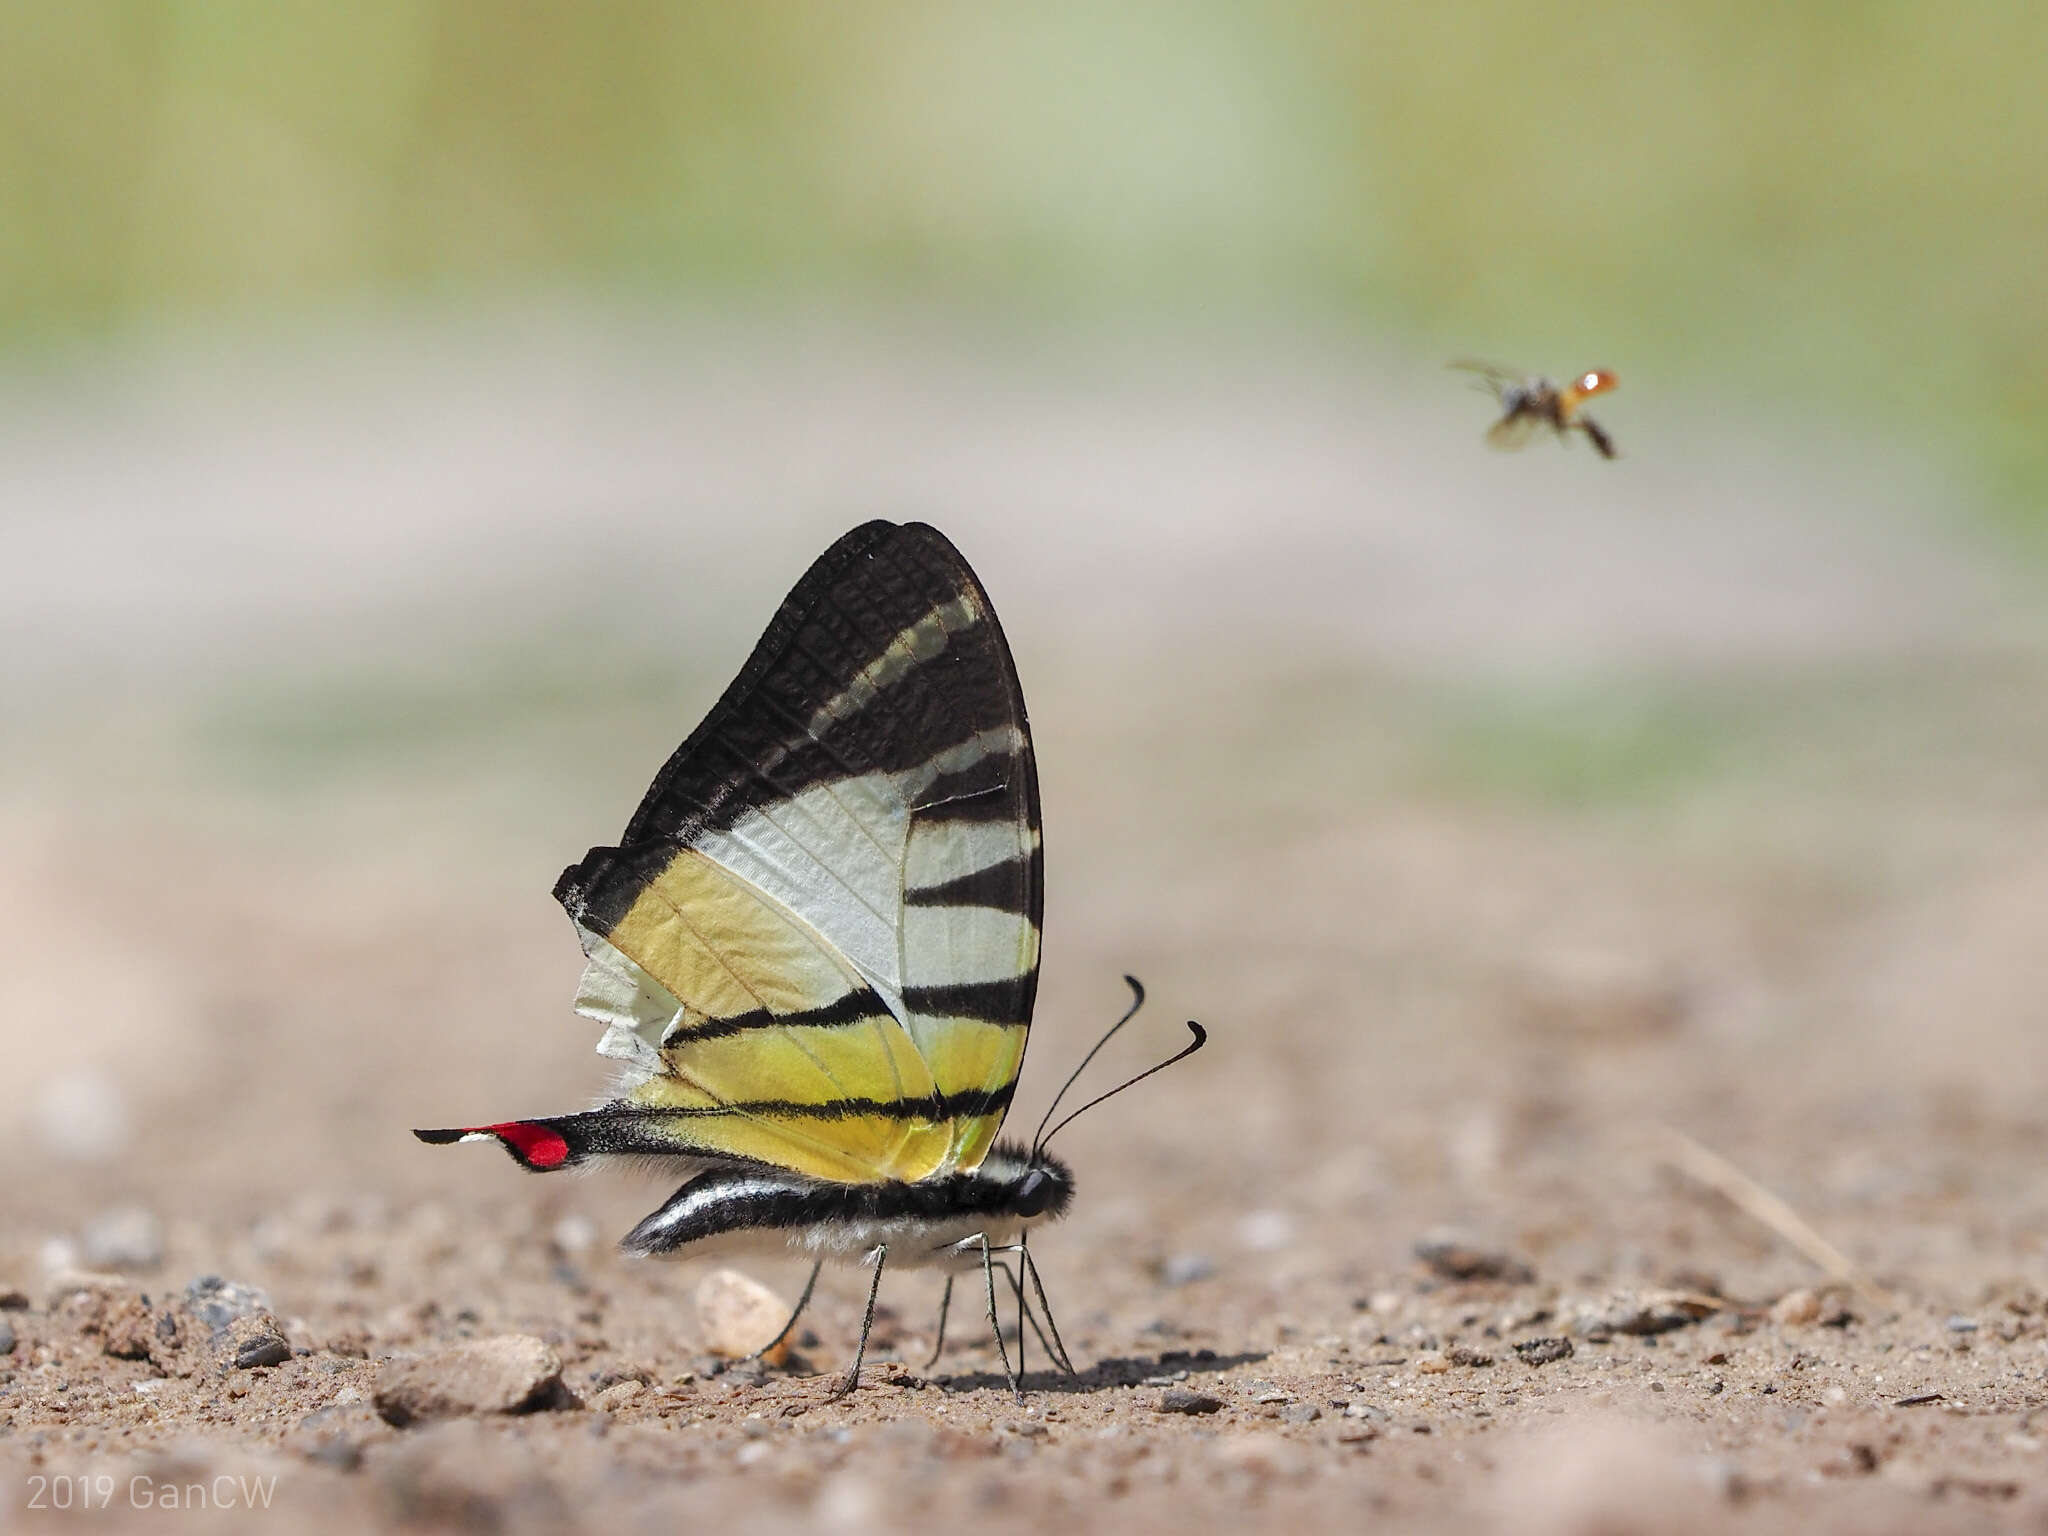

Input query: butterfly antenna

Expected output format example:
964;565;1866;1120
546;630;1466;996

1035;1020;1208;1154
1031;976;1148;1152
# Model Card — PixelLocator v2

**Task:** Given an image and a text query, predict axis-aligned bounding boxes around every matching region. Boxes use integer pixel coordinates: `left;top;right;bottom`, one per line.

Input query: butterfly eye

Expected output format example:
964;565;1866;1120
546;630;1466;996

1013;1168;1057;1218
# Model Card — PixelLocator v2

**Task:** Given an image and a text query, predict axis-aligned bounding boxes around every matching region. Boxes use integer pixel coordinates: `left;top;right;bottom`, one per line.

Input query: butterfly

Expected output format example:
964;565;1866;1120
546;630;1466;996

1451;360;1621;459
417;520;1202;1399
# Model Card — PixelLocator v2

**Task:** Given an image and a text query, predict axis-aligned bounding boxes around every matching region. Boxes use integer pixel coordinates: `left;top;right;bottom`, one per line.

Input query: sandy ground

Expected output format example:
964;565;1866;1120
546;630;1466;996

6;315;2048;1533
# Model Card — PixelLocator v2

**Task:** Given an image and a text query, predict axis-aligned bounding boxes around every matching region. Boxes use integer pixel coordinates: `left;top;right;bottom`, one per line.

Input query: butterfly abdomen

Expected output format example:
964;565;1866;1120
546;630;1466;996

620;1145;1074;1269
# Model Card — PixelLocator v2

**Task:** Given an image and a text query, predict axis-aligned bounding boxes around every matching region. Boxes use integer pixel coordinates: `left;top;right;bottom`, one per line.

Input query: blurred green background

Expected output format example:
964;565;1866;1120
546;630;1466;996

6;1;2044;532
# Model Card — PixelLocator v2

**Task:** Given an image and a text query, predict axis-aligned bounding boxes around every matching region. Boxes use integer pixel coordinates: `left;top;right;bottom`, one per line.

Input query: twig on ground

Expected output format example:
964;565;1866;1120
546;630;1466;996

1651;1122;1891;1310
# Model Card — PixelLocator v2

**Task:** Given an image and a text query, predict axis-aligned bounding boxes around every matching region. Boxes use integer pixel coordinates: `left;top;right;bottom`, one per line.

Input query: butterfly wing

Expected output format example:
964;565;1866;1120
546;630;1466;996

423;522;1042;1183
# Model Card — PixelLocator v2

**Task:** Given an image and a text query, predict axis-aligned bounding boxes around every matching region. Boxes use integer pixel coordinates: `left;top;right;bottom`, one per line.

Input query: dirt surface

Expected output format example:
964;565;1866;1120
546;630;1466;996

7;320;2048;1533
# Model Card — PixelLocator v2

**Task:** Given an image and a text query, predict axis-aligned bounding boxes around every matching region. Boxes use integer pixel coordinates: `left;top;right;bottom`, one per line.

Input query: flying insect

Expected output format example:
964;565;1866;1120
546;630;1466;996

1453;361;1620;459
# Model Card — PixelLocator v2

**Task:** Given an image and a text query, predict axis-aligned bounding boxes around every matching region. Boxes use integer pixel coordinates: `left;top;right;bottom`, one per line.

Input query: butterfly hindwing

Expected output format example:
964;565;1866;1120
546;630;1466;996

541;521;1042;1182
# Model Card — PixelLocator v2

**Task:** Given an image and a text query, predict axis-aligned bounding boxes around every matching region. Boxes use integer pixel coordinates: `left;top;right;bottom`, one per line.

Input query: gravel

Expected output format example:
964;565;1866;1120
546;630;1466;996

1513;1337;1575;1367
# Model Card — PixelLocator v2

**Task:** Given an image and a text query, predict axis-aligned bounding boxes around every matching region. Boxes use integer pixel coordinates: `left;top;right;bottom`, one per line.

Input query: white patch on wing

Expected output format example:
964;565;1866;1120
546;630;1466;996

691;775;905;1000
570;921;682;1082
686;726;1029;1020
920;725;1024;790
803;595;982;739
902;904;1039;985
905;820;1036;892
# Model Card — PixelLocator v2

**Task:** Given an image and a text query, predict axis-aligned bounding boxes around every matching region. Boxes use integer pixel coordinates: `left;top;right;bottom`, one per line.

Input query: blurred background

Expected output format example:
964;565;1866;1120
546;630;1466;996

7;1;2048;1309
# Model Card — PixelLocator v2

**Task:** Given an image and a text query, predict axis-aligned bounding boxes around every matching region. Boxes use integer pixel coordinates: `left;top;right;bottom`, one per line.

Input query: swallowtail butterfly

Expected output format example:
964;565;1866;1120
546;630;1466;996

418;521;1202;1398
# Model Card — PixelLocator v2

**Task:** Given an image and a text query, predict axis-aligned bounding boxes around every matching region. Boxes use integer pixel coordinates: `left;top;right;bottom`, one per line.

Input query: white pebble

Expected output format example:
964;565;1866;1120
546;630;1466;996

1236;1209;1295;1253
35;1068;130;1163
694;1269;794;1363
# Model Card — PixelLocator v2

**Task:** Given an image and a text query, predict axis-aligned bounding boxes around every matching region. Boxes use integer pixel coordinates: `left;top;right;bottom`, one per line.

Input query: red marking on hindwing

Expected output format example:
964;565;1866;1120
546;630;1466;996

481;1121;570;1170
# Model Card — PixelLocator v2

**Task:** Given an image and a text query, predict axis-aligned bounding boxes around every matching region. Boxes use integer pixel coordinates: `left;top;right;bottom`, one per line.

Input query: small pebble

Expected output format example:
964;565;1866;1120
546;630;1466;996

1769;1289;1823;1327
1156;1388;1225;1415
1447;1346;1494;1368
211;1314;292;1373
1413;1351;1451;1374
1236;1210;1295;1253
100;1294;158;1361
1161;1253;1216;1287
1514;1337;1574;1367
1577;1289;1721;1337
1413;1229;1535;1284
40;1237;80;1274
1282;1402;1321;1424
694;1269;794;1365
373;1335;567;1425
592;1381;644;1412
0;1288;27;1310
35;1067;131;1163
1945;1316;1979;1334
80;1207;165;1271
0;1319;13;1355
186;1275;272;1331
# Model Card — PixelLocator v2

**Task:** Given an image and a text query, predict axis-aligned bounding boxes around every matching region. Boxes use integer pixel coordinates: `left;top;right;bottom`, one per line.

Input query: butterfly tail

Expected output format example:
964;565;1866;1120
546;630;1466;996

413;1117;589;1171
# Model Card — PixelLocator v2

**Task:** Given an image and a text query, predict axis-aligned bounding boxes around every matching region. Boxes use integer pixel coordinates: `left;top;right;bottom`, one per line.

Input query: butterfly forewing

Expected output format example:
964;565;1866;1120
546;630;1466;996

551;522;1043;1182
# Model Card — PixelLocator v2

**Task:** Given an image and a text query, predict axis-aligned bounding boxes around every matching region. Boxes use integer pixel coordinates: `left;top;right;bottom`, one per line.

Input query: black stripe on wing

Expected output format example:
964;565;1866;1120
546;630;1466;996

903;845;1043;911
660;989;883;1042
636;521;1018;835
901;977;1039;1026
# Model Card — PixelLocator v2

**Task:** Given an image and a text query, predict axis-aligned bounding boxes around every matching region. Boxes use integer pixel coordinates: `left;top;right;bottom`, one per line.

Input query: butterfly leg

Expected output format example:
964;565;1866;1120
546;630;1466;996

1021;1243;1077;1375
983;1253;1071;1374
737;1259;821;1367
922;1275;954;1369
824;1246;887;1403
978;1235;1021;1401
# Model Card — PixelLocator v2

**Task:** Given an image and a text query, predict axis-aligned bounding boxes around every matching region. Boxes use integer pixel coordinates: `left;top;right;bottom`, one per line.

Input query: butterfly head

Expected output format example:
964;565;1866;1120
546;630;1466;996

977;1143;1076;1226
